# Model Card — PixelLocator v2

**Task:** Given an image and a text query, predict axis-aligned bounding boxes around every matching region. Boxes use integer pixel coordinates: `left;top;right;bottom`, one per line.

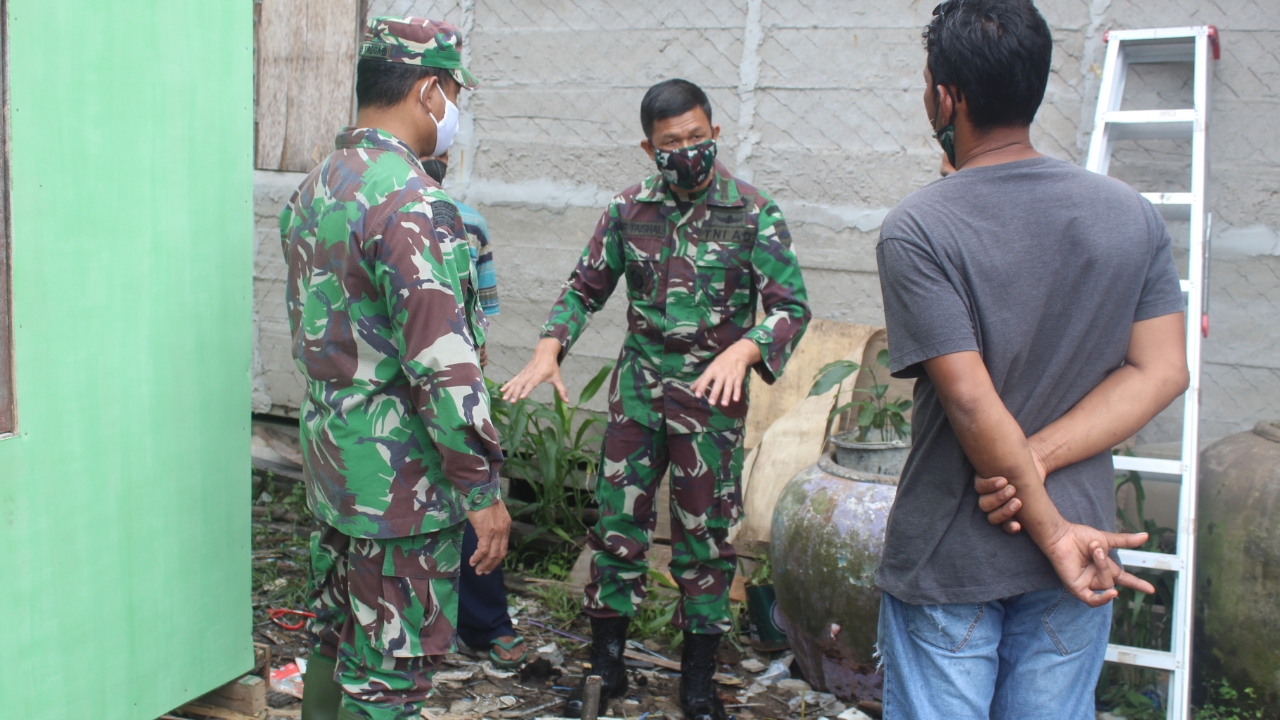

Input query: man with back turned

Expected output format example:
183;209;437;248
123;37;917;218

873;1;1190;717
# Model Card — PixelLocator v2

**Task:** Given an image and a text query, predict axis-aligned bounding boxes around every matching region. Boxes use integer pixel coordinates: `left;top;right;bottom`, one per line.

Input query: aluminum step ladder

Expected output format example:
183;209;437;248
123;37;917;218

1085;25;1219;720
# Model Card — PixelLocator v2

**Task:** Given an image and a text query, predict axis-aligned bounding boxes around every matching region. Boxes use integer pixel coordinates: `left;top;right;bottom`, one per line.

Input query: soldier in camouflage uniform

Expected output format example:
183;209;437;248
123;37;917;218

279;17;510;720
502;79;810;720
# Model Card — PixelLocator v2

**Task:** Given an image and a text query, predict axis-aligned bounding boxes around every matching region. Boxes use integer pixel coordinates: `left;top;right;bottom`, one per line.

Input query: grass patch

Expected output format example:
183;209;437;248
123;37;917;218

506;545;578;582
533;582;582;627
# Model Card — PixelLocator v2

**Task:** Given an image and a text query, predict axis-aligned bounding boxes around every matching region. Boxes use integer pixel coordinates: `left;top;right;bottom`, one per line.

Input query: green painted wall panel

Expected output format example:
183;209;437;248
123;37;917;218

0;2;254;718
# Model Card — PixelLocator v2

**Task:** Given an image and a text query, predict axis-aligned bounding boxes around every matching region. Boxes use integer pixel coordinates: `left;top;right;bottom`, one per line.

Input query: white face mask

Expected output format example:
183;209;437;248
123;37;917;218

421;80;459;158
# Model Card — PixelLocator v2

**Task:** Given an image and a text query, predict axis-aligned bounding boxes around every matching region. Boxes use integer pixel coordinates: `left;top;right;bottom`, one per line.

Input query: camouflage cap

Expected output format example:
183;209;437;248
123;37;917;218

360;16;479;89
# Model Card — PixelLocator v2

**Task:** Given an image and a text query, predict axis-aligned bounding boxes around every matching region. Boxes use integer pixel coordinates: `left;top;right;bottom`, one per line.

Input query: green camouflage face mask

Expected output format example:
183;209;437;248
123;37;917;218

931;94;957;168
655;138;717;191
934;122;956;168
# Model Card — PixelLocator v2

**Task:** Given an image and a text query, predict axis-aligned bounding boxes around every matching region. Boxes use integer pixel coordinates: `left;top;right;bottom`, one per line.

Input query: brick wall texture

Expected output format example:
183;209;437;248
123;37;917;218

254;0;1280;446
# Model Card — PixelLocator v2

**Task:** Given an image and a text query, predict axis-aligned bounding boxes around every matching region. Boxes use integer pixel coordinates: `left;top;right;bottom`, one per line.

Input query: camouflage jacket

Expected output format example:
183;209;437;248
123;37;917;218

542;167;811;433
280;127;503;539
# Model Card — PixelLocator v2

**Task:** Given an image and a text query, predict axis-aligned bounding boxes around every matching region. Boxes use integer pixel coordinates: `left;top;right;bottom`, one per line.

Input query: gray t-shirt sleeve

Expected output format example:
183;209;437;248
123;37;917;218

877;234;980;378
1135;204;1187;322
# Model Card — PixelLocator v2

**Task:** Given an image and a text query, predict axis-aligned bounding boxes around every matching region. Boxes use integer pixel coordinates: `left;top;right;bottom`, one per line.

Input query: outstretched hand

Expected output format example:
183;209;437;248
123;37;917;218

1039;522;1155;606
501;337;568;404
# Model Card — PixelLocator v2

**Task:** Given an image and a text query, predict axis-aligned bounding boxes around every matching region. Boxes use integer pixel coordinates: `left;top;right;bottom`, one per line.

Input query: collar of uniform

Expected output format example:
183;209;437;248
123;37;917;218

335;127;425;172
633;167;745;208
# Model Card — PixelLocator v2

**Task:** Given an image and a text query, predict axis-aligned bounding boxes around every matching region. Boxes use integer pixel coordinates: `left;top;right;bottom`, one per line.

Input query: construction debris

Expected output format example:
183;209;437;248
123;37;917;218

159;423;885;720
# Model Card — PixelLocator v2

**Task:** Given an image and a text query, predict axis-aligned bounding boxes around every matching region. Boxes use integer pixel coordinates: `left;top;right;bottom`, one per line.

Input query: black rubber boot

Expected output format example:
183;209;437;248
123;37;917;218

564;616;630;718
680;631;730;720
300;652;342;720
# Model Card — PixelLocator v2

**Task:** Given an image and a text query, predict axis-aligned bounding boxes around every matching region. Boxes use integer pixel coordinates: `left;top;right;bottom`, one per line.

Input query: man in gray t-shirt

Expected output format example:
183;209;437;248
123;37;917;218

872;2;1190;718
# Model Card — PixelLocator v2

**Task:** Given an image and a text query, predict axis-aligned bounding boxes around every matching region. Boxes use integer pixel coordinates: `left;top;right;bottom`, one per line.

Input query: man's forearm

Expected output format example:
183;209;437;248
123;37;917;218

1030;366;1168;474
1030;313;1189;475
925;352;1067;545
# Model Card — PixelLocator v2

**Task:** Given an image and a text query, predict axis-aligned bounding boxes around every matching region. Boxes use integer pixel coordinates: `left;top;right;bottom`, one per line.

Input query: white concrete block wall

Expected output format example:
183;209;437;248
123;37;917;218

254;0;1280;445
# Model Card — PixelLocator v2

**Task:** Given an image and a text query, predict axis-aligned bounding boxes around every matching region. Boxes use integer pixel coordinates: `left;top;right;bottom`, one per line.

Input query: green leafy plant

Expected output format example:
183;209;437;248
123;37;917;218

632;568;683;648
808;349;911;443
1195;678;1266;720
1096;465;1177;719
487;361;614;540
744;554;772;587
506;546;578;582
1109;469;1176;652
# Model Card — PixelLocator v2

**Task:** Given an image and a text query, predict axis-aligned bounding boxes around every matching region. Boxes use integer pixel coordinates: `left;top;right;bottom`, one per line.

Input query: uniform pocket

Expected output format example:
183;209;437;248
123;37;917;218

903;601;986;653
704;428;745;530
694;241;752;308
624;235;663;303
349;532;462;658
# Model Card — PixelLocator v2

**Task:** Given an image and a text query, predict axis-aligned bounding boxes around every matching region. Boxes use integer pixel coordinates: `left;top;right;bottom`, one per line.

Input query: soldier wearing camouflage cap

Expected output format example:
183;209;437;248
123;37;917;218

279;16;510;720
502;79;811;720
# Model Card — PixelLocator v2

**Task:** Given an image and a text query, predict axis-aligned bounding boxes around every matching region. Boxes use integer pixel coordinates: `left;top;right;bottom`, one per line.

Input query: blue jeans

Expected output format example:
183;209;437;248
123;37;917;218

878;587;1111;720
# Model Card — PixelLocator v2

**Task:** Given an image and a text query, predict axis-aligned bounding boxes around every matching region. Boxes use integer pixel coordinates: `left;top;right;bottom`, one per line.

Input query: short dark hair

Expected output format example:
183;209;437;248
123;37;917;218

356;58;450;109
640;79;713;139
923;0;1052;129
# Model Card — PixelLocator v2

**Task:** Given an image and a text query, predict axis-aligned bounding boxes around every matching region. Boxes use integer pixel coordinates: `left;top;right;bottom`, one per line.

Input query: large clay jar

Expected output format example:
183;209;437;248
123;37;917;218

770;452;897;701
1195;420;1280;700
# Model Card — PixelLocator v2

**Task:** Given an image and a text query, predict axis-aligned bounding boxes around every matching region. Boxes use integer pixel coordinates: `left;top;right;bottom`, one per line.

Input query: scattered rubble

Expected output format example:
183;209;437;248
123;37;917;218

162;421;887;720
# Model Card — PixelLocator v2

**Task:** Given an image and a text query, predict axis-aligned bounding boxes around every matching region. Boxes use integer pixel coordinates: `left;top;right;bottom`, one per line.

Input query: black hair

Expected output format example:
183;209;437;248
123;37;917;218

356;58;450;109
923;0;1052;129
640;79;713;139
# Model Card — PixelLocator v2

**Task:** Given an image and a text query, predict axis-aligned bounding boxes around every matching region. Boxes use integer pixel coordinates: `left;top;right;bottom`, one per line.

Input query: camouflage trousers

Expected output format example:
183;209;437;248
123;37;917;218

307;521;462;720
585;417;744;634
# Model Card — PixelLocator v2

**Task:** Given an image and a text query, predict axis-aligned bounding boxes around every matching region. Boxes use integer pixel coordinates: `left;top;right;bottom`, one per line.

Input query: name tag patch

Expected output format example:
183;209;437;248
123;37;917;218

623;221;665;237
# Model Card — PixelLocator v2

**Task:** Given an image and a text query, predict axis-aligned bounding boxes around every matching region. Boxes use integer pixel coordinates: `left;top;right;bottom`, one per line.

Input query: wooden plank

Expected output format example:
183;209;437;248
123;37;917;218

255;0;361;171
177;700;266;720
254;0;293;170
620;649;739;685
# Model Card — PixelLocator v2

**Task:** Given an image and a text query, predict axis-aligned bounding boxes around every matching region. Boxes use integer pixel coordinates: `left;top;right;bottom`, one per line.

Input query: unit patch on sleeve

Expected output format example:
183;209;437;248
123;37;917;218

430;200;458;230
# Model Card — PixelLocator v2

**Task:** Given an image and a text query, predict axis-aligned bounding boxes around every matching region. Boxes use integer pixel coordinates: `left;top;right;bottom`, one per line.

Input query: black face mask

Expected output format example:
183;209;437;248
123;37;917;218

420;157;448;185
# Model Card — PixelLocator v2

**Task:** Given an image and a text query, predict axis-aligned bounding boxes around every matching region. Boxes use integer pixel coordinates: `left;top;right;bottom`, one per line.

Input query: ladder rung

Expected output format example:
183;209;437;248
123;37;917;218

1108;26;1204;42
1103;110;1197;140
1179;279;1192;293
1118;549;1185;572
1107;644;1180;671
1142;192;1193;222
1118;40;1197;64
1113;456;1184;475
1142;192;1193;206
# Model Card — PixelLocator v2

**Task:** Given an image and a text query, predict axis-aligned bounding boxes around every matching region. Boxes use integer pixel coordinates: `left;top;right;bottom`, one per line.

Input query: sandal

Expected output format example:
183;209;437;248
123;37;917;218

489;635;528;669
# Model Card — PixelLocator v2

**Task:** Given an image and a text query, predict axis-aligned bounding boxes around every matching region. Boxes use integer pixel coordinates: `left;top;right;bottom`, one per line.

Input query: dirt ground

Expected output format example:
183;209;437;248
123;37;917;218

230;506;880;720
159;425;882;720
